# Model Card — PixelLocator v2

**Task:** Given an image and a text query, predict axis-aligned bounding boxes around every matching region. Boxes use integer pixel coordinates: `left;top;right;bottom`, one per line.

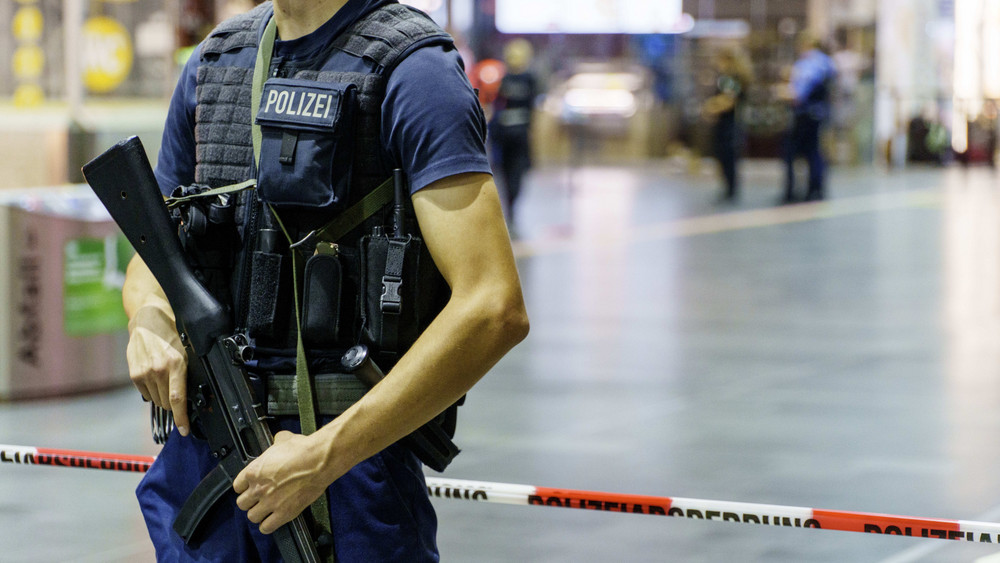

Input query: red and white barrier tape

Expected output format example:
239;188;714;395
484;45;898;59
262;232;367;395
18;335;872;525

424;478;1000;542
3;443;999;543
1;443;153;472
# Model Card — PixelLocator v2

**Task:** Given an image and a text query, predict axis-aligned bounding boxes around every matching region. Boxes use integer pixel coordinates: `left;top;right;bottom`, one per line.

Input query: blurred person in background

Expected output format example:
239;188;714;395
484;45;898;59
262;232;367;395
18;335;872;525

778;32;836;203
490;38;539;230
830;27;867;164
701;45;754;203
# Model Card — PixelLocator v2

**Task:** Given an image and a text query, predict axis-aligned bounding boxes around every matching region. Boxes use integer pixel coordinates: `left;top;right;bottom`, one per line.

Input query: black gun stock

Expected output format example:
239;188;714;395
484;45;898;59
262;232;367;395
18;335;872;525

82;136;225;355
82;136;323;563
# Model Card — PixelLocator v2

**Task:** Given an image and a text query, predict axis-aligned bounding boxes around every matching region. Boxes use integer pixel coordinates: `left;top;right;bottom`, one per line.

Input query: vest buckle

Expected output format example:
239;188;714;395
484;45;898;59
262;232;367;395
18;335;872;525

380;274;402;314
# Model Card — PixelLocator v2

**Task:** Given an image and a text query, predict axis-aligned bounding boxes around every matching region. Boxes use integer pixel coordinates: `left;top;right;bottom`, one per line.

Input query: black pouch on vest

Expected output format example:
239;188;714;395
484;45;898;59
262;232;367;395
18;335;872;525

255;79;355;210
360;232;462;447
168;184;239;309
301;251;342;348
246;217;292;343
360;234;449;359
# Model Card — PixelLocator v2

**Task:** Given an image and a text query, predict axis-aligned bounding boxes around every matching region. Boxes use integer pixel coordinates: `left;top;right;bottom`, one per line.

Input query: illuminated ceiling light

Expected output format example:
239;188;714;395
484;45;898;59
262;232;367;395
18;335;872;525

563;88;637;117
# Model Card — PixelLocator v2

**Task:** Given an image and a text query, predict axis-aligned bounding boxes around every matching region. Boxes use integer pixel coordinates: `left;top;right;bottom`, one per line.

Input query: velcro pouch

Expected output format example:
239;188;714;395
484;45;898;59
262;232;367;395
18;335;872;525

255;79;355;210
247;250;289;343
301;252;342;349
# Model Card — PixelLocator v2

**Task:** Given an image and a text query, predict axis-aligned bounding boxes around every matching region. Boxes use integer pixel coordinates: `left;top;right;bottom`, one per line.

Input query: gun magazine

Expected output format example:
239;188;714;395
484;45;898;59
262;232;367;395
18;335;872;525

150;404;175;445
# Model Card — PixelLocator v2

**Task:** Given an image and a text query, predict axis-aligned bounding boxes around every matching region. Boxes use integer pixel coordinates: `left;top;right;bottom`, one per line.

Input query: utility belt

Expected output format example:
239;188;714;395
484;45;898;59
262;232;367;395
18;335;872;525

258;372;366;416
151;343;460;473
250;344;460;473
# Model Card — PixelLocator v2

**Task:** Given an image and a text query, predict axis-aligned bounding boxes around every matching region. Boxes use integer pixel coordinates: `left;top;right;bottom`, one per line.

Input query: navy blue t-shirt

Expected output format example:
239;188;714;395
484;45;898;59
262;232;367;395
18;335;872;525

154;0;491;197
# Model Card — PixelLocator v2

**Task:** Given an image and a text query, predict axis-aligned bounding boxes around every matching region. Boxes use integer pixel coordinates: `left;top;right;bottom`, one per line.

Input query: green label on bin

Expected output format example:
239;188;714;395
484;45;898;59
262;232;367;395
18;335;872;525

63;236;132;336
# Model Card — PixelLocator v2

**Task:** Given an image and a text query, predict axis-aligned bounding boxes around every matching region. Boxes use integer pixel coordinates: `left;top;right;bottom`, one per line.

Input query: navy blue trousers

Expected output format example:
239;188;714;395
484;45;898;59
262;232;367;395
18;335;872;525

713;116;741;200
783;115;826;201
136;419;440;562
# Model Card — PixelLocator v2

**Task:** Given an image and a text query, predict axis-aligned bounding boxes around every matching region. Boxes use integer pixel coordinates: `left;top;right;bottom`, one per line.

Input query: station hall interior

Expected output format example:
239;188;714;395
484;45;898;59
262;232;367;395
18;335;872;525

5;0;1000;561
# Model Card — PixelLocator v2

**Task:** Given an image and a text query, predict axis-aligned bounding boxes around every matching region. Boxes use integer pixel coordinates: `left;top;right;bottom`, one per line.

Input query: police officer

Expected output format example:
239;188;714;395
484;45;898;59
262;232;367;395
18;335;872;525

491;39;538;225
702;45;753;203
779;32;836;203
121;0;529;560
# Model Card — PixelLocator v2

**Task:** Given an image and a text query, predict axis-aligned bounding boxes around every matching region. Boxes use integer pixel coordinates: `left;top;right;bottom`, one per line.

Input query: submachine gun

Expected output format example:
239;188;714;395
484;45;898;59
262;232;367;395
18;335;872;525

82;136;323;562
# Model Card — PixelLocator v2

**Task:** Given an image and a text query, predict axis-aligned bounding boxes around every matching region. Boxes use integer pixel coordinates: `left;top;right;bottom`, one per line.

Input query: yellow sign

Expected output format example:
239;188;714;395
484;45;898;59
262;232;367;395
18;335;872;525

82;16;133;93
13;83;44;107
13;45;44;79
12;6;43;42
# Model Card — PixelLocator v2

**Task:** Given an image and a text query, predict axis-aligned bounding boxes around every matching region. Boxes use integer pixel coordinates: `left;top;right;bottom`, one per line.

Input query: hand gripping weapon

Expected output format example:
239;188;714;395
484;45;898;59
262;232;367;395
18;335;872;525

82;136;323;562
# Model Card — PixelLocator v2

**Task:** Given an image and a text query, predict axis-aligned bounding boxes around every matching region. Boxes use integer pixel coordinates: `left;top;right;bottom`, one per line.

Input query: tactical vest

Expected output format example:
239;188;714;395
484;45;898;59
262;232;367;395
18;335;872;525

187;2;453;368
194;2;452;190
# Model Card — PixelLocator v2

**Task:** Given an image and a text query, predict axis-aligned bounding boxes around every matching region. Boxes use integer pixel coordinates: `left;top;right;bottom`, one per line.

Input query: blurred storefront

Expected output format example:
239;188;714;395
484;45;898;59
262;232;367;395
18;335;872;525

0;0;994;400
0;0;175;188
0;0;470;189
468;0;992;169
0;0;996;186
469;0;879;165
875;0;954;167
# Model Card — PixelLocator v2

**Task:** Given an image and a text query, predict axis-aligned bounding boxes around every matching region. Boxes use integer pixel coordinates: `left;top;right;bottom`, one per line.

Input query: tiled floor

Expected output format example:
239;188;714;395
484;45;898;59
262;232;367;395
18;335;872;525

4;158;1000;562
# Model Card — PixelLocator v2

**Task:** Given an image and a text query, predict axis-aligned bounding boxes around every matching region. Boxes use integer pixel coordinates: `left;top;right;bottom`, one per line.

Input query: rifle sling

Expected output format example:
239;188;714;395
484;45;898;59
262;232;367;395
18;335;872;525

253;15;337;558
250;13;394;556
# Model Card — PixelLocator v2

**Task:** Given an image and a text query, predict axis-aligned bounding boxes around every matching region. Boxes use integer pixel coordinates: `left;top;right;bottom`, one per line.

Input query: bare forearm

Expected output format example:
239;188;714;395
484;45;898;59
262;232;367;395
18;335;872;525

123;254;173;321
232;173;528;535
315;280;528;473
121;248;190;432
312;172;529;477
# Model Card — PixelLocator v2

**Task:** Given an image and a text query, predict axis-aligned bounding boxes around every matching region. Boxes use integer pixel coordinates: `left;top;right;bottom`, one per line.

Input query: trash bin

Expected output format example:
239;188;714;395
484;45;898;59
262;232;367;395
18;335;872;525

0;185;131;400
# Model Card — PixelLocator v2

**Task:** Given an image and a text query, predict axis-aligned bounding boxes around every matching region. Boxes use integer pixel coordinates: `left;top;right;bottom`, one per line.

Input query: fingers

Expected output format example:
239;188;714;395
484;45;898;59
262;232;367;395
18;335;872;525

246;501;271;528
232;435;318;536
235;488;253;510
132;377;153;403
168;362;190;436
233;468;249;495
126;324;189;431
234;467;276;533
259;513;286;535
126;333;162;405
235;492;291;535
154;374;171;414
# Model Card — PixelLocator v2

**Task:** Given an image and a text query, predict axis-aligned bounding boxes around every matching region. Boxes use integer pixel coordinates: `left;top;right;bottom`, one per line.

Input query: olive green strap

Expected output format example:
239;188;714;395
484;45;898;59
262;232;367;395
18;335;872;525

266;203;334;556
165;179;256;209
290;177;394;250
251;16;276;170
252;14;334;558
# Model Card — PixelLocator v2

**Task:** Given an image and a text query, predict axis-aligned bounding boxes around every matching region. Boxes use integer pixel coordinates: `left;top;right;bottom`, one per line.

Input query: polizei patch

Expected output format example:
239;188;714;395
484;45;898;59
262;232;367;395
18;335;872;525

256;78;348;131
